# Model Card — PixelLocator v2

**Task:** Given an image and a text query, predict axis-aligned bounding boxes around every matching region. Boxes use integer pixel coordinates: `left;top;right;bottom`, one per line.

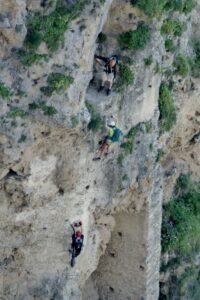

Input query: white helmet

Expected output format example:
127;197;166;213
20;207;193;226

107;119;116;127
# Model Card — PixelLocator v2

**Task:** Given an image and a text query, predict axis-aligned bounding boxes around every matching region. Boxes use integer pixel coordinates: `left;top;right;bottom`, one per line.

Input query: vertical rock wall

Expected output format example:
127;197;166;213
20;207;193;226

0;0;164;298
0;0;27;57
82;165;163;300
1;0;199;299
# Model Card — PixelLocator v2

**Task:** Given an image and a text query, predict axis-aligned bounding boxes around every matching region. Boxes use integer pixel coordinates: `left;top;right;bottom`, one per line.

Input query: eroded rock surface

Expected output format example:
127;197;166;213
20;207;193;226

1;0;200;299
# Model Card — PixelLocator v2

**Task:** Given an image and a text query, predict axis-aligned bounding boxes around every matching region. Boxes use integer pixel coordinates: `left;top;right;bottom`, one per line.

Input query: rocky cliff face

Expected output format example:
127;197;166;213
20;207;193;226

0;1;200;299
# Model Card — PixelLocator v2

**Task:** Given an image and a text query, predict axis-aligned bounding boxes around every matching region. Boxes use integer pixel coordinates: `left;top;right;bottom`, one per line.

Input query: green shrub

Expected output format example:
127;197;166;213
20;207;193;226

160;264;200;299
40;73;74;96
161;19;184;36
182;0;196;13
163;68;173;78
131;0;196;16
130;0;166;17
27;11;69;51
177;266;200;298
190;41;200;78
11;120;17;127
163;1;180;12
149;143;153;151
156;148;165;162
144;121;153;133
165;39;175;52
159;83;176;132
118;63;134;91
7;108;28;119
144;55;153;66
120;127;137;155
25;28;42;50
117;153;124;165
29;101;57;116
40;105;57;116
16;90;27;97
71;115;79;127
118;22;151;50
168;79;175;91
164;0;183;11
88;114;103;132
29;102;40;110
25;0;89;52
160;257;180;272
164;0;196;14
175;174;191;196
18;50;48;66
86;102;104;132
161;175;200;257
173;54;189;77
0;81;12;99
97;32;107;43
154;61;161;74
56;0;90;19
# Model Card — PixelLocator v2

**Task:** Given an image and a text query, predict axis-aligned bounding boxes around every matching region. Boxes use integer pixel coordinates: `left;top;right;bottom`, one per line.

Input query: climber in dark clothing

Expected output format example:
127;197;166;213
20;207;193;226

94;55;118;95
70;221;84;257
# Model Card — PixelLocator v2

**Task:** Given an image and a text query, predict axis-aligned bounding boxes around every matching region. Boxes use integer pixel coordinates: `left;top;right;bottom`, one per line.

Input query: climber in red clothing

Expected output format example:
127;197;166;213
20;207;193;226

70;221;84;258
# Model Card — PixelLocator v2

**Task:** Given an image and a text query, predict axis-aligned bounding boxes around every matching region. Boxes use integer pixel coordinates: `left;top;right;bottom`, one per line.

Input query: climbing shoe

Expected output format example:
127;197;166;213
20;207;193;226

93;157;101;161
106;89;111;96
98;86;104;93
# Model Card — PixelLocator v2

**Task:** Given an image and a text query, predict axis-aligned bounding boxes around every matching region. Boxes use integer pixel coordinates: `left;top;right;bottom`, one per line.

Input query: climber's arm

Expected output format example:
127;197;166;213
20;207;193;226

70;223;75;234
95;55;108;63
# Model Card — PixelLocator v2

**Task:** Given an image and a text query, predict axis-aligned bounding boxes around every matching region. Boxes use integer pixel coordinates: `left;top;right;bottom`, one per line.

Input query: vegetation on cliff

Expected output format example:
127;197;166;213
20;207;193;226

162;174;200;255
117;63;134;92
25;0;89;52
130;0;196;16
190;40;200;78
40;73;74;96
173;54;189;77
19;0;90;67
86;102;104;132
0;81;12;99
158;83;176;132
29;101;57;116
161;19;185;37
160;175;200;299
118;22;151;50
18;50;48;67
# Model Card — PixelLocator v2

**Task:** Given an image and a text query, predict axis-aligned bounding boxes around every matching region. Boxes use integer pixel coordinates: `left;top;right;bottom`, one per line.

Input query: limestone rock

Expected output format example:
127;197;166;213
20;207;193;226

0;0;200;299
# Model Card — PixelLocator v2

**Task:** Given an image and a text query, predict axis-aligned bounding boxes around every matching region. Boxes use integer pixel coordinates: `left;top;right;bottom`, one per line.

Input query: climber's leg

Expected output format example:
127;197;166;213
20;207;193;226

93;139;109;161
106;73;114;95
98;72;107;92
98;83;104;92
100;140;109;156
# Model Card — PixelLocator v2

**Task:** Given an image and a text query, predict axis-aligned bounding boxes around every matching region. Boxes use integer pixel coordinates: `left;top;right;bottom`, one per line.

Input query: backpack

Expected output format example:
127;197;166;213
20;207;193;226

109;54;120;64
75;237;83;249
110;128;123;142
